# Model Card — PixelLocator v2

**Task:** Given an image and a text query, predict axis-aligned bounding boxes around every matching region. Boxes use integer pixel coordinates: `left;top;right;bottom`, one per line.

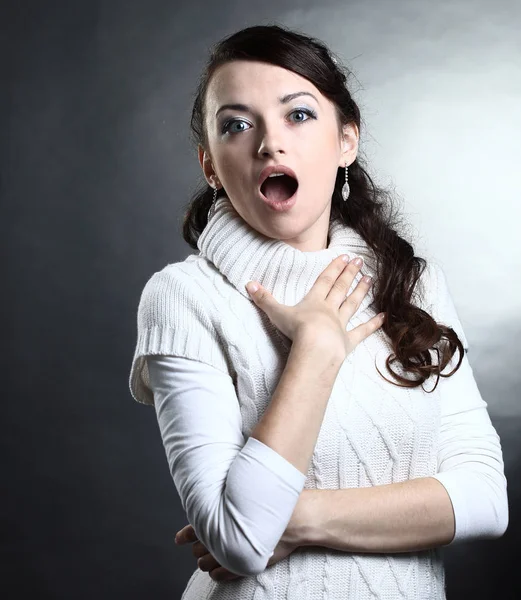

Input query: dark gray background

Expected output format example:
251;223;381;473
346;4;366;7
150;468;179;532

3;0;519;597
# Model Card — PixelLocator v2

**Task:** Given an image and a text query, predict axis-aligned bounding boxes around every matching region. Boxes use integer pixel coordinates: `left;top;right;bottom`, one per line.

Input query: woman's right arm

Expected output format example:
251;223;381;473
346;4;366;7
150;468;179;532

147;342;343;577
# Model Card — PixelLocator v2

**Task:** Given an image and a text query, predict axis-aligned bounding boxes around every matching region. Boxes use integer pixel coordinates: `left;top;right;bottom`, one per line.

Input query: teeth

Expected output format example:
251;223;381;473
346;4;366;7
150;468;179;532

268;173;285;178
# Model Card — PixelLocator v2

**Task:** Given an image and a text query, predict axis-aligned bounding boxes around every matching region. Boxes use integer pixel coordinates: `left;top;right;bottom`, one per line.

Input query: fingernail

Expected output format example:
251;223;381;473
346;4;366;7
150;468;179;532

246;282;259;294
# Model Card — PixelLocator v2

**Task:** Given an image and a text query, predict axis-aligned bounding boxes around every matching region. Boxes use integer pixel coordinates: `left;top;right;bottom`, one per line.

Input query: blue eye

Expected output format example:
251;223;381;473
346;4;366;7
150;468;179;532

224;120;250;134
221;107;317;135
289;108;316;123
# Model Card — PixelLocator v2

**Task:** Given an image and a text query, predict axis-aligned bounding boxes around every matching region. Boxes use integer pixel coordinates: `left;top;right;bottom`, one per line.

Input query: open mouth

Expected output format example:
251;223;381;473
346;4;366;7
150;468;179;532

260;174;299;202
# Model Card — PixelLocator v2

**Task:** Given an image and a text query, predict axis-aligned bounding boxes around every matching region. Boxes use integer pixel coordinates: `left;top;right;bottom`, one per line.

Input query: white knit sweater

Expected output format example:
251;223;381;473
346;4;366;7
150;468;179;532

129;196;508;599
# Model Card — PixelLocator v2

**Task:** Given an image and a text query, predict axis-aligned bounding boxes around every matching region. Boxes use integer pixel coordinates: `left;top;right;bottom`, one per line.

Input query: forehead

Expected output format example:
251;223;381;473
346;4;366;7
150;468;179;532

206;60;321;105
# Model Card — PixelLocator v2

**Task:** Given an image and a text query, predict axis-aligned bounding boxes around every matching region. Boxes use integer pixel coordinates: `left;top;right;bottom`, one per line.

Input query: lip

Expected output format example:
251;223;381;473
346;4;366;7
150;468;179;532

258;164;299;189
258;188;298;212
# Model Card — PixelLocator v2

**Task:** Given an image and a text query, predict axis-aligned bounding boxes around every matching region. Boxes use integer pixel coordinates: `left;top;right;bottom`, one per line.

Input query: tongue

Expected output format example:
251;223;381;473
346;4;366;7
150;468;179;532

262;176;296;202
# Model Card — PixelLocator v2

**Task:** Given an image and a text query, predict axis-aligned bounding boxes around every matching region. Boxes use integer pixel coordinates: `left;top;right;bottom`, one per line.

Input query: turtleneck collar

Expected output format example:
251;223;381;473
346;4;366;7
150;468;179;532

197;196;377;315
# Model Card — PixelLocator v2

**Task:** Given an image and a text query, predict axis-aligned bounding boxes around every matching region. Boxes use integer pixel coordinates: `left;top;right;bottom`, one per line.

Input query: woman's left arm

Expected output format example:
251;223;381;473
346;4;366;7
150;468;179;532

294;349;509;553
293;262;508;553
427;350;509;545
293;476;456;553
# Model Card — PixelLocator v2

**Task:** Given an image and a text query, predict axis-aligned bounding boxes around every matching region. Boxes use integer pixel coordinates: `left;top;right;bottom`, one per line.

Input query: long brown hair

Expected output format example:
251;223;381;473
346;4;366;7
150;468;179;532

181;24;464;391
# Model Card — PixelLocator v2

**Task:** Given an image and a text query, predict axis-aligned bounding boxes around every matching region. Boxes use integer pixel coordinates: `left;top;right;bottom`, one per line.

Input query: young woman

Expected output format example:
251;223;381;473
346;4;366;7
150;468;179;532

129;24;508;600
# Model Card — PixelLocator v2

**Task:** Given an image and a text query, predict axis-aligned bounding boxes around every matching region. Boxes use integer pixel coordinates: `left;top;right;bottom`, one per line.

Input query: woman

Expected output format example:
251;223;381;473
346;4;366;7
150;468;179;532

128;24;508;599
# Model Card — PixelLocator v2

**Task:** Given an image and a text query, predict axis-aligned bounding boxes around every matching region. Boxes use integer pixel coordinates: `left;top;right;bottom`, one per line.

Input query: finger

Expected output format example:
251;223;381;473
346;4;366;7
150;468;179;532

349;312;386;345
197;553;221;573
245;280;280;316
337;270;373;316
210;566;241;582
192;540;210;559
326;256;366;306
175;524;197;544
309;254;351;299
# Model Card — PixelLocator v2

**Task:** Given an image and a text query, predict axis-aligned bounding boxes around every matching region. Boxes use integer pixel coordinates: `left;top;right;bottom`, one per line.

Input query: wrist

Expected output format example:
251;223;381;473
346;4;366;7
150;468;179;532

289;490;323;547
292;332;345;365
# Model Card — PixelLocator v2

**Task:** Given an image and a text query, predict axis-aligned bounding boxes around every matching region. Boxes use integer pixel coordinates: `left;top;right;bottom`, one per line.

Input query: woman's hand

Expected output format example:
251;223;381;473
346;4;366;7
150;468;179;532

246;254;385;360
174;492;310;582
176;529;299;582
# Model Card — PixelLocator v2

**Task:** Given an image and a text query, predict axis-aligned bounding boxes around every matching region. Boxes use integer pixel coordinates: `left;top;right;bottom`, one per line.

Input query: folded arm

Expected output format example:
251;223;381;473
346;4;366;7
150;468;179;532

148;355;307;577
294;351;508;553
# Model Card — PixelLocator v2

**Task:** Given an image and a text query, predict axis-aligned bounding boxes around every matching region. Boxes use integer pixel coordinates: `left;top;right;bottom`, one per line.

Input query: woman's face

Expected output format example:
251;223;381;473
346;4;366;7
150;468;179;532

198;60;359;252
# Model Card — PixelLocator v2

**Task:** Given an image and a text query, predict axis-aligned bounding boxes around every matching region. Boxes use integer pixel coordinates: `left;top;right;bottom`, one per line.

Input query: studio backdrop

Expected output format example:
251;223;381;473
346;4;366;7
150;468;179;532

3;0;520;598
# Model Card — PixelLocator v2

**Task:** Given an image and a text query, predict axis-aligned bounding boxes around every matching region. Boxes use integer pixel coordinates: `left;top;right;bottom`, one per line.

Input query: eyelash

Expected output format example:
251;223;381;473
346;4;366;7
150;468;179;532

221;107;318;135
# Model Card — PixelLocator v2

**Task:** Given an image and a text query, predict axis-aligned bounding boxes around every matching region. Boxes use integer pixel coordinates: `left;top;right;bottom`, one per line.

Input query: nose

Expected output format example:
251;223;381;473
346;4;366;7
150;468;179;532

257;123;286;158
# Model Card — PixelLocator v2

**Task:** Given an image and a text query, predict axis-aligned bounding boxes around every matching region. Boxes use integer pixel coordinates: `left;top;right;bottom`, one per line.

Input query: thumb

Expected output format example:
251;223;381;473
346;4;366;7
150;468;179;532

246;281;289;338
246;281;273;309
245;281;261;297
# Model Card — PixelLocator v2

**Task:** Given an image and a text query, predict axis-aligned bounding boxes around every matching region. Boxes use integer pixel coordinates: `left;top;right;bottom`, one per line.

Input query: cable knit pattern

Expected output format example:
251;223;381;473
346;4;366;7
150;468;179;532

129;196;471;599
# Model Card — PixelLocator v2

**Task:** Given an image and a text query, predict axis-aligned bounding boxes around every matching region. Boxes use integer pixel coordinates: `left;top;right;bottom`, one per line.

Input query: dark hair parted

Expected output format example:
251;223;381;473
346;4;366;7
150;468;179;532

182;24;464;392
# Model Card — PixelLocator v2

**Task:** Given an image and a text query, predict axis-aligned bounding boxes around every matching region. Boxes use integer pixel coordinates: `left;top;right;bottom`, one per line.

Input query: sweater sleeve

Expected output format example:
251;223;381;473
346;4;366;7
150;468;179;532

424;263;509;544
128;265;231;407
147;354;307;577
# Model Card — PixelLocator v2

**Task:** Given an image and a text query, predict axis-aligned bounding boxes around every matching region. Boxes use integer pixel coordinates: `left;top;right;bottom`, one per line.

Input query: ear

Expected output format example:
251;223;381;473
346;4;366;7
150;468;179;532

338;123;359;168
198;145;220;188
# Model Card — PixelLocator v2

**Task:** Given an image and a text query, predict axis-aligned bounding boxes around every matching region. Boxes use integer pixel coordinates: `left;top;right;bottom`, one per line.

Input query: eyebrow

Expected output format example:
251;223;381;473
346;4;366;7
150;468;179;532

215;91;319;118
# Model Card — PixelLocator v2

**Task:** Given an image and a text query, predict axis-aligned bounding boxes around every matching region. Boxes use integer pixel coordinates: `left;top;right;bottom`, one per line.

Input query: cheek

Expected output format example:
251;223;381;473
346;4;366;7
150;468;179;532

305;148;339;183
302;129;339;163
302;151;340;197
216;148;236;171
218;154;250;191
215;152;240;182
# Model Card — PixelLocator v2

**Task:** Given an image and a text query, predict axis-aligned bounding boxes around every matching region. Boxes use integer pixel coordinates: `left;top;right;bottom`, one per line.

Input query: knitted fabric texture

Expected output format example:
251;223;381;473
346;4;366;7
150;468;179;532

129;196;469;599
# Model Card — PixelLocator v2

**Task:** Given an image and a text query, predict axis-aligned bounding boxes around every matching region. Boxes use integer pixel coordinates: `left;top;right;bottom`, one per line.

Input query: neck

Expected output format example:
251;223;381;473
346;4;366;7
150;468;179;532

197;195;376;313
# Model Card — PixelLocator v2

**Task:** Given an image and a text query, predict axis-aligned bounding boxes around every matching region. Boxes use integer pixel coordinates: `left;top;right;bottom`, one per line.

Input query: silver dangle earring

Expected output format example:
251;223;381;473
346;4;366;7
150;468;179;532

211;174;219;203
341;164;350;201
